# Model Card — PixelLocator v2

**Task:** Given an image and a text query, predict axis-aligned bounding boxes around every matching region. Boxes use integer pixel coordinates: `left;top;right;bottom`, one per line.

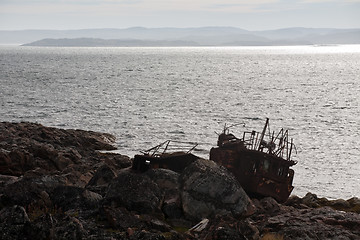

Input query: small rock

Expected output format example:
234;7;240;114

328;198;351;210
88;164;117;186
101;206;146;230
0;205;30;225
0;205;30;240
54;215;86;239
301;192;321;208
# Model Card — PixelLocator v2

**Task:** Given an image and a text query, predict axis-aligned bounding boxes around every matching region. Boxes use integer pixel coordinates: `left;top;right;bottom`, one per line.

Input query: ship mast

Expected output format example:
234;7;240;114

258;118;269;151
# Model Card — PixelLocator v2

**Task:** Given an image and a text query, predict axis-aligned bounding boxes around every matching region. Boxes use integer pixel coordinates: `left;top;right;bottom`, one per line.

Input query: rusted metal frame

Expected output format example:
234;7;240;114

242;132;246;144
286;132;289;161
276;130;288;159
271;128;284;156
287;139;298;162
187;143;198;153
269;130;275;154
224;123;245;133
244;131;267;150
242;132;257;150
272;129;295;162
283;130;289;159
169;141;198;152
273;129;288;158
242;131;255;149
141;140;199;157
266;120;272;148
243;125;295;162
242;131;251;148
250;131;255;149
254;131;259;150
288;138;293;161
162;140;171;154
140;140;169;156
257;118;269;151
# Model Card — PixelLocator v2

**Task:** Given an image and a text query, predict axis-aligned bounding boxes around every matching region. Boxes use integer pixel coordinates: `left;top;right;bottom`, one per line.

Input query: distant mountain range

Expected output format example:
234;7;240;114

1;27;360;46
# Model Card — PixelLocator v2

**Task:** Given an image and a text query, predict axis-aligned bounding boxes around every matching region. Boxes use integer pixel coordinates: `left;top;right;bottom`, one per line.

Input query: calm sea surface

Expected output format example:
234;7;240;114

1;45;359;199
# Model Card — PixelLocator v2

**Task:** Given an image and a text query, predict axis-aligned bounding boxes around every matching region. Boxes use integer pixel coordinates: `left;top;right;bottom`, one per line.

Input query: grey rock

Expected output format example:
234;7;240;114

145;169;183;219
180;159;254;221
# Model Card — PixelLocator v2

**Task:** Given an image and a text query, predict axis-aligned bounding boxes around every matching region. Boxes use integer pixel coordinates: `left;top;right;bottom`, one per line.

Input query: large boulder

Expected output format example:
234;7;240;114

105;168;163;214
180;159;254;221
1;174;66;208
145;168;183;219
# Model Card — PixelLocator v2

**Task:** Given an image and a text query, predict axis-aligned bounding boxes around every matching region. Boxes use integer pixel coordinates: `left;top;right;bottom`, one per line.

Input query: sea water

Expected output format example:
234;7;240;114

1;45;359;199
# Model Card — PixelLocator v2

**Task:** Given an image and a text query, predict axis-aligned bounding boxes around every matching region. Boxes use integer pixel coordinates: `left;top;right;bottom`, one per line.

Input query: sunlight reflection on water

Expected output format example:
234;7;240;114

1;45;359;199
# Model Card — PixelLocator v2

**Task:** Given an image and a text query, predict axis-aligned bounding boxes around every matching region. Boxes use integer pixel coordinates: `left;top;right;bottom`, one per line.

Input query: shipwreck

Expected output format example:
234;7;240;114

210;118;297;202
132;118;297;202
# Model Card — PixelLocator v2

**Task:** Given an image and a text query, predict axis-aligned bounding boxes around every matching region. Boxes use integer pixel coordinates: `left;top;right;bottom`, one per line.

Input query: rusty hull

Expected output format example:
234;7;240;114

210;147;295;202
210;118;297;203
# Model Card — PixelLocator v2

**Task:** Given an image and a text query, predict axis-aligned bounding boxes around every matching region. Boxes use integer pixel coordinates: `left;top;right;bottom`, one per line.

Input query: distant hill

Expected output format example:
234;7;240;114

1;27;359;46
255;28;360;45
22;38;198;47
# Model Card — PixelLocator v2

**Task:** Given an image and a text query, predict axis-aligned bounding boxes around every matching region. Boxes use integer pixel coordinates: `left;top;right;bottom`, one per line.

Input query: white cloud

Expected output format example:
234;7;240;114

0;0;282;15
2;0;359;14
90;0;280;13
1;0;359;29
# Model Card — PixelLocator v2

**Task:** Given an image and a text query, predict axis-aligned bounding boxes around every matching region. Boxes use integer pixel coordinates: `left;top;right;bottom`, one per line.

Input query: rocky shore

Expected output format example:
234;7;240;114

1;122;359;240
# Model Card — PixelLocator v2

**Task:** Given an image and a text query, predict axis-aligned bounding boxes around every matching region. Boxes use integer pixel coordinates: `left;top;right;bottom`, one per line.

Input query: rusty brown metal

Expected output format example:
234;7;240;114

131;140;200;173
210;118;297;203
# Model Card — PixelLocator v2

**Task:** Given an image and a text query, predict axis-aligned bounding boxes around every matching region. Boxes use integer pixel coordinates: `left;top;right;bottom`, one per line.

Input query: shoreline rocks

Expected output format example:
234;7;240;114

1;122;359;239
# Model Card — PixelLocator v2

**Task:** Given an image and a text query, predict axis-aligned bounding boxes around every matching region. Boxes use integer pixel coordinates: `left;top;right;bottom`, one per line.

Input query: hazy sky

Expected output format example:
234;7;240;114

1;0;359;30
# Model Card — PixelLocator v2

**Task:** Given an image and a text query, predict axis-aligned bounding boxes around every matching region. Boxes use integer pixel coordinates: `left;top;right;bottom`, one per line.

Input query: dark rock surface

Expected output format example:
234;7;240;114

251;196;360;240
105;168;163;214
1;122;360;239
145;169;183;219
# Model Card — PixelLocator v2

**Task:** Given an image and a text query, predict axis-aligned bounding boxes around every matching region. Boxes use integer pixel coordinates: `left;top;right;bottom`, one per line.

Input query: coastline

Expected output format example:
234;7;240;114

0;122;359;239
